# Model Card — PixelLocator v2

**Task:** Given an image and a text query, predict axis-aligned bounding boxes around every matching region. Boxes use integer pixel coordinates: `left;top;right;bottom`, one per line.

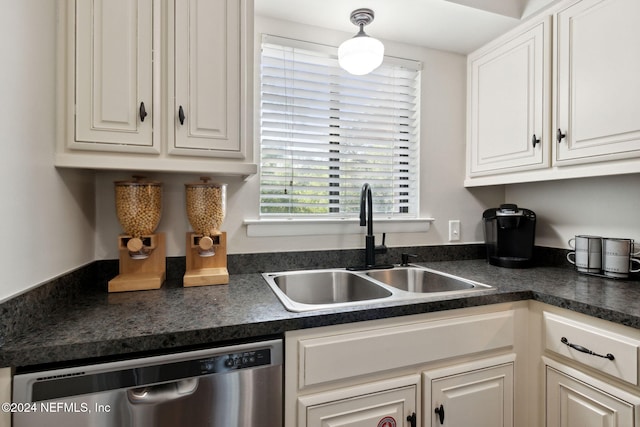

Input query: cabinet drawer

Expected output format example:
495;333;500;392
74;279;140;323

297;311;514;389
544;312;640;385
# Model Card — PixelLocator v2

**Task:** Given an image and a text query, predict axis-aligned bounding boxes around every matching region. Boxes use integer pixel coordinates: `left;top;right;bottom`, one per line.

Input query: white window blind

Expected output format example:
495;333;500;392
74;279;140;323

260;35;421;218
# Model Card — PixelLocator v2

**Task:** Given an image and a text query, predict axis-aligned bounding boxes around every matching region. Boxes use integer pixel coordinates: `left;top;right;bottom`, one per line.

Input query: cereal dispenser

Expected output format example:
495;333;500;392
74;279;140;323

183;177;229;286
108;176;166;292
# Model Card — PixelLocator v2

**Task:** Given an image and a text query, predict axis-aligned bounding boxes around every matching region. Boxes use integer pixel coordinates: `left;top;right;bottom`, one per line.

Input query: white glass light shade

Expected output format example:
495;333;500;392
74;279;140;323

338;35;384;75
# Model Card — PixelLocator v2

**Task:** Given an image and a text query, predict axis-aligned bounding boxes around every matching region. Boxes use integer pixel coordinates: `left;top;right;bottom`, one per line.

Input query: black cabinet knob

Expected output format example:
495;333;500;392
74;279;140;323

557;128;566;143
435;404;445;425
178;105;186;125
139;102;148;122
531;134;540;147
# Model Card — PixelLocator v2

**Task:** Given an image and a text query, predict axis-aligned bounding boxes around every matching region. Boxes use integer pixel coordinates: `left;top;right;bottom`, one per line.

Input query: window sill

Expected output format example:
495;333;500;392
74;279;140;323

244;217;434;237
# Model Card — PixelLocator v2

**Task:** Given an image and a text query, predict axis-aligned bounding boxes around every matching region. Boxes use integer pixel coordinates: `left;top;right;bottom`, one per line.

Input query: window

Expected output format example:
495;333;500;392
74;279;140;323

260;35;421;218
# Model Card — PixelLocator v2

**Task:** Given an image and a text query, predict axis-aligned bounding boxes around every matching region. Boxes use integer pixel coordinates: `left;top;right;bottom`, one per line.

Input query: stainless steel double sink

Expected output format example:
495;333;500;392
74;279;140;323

262;265;493;312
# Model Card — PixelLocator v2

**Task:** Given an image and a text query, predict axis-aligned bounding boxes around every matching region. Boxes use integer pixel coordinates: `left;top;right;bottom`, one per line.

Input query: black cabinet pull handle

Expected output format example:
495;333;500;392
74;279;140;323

178;105;186;125
532;134;540;147
406;412;416;427
557;128;566;143
139;102;148;122
561;337;615;360
435;404;445;425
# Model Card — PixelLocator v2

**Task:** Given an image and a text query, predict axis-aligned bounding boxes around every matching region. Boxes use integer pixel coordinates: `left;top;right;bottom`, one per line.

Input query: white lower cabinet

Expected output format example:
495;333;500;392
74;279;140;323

424;356;514;427
539;305;640;427
296;356;517;427
284;305;523;427
0;367;10;427
546;361;640;427
299;376;419;427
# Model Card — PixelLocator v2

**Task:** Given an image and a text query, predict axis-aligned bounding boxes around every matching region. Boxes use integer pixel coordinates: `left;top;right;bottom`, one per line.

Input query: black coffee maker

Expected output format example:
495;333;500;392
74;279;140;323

483;204;536;268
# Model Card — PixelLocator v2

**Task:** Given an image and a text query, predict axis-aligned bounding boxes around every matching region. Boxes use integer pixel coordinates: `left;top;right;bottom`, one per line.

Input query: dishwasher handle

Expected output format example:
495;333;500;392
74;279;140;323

127;378;199;404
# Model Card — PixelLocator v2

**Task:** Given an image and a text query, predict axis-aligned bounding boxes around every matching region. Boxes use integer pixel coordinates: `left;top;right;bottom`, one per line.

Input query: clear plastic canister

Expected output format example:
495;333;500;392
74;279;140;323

114;176;162;238
185;177;227;236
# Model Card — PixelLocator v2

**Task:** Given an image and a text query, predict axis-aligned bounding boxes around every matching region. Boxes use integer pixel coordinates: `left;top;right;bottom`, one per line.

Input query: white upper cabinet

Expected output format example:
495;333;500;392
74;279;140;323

171;0;244;156
466;0;640;186
56;0;256;178
554;0;640;164
467;18;550;177
74;0;155;151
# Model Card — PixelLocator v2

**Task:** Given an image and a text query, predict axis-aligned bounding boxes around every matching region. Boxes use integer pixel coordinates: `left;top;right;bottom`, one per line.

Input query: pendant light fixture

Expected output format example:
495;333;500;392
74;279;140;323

338;8;384;76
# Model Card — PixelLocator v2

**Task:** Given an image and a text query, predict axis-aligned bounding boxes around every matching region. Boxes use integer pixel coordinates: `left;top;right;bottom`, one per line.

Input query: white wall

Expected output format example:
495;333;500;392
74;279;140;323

94;16;502;259
95;15;638;259
506;173;640;250
9;3;634;302
3;4;637;302
0;1;95;302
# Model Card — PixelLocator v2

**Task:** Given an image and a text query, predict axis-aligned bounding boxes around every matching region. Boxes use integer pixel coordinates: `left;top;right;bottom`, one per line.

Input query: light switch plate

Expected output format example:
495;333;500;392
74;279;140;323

448;220;460;241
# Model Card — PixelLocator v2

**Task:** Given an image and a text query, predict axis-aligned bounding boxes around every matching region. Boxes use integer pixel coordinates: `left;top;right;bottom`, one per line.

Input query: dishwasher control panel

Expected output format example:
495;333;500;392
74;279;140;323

203;348;272;373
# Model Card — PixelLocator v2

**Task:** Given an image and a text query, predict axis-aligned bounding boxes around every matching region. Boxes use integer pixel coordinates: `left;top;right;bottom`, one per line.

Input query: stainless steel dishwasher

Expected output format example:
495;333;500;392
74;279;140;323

12;339;282;426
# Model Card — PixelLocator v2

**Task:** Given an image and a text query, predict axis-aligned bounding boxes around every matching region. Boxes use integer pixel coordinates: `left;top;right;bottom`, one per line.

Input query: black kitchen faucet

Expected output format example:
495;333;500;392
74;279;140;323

348;183;393;270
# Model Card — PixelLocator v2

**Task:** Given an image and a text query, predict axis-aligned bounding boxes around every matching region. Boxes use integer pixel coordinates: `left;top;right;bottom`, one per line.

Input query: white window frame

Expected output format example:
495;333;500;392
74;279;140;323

246;35;433;237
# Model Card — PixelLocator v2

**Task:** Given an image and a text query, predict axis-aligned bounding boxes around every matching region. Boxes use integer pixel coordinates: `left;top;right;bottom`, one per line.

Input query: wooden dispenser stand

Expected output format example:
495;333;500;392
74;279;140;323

108;233;166;292
183;232;229;287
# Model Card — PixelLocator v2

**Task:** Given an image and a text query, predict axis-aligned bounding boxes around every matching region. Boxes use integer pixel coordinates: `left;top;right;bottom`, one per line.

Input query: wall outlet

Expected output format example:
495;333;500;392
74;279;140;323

448;220;461;241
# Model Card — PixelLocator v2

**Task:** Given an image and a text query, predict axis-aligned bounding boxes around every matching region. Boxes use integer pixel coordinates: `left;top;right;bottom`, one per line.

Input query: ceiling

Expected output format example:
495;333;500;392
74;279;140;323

255;0;556;54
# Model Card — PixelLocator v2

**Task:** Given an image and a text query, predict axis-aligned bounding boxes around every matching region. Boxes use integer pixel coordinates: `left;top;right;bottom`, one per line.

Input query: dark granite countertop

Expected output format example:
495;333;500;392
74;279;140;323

3;259;640;368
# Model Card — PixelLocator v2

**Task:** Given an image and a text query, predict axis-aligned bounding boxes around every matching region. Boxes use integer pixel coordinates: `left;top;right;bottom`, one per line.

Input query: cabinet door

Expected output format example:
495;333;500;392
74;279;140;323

75;0;155;150
306;385;416;427
173;0;243;157
425;362;514;427
546;366;637;427
0;368;9;427
468;19;550;176
554;0;640;164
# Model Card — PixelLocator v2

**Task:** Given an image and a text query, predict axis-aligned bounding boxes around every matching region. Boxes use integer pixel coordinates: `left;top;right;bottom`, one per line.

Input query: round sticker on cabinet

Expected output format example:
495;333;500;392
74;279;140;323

377;417;396;427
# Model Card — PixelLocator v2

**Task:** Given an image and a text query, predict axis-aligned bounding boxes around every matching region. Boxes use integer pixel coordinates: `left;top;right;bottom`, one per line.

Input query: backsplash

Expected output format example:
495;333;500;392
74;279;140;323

0;244;569;348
